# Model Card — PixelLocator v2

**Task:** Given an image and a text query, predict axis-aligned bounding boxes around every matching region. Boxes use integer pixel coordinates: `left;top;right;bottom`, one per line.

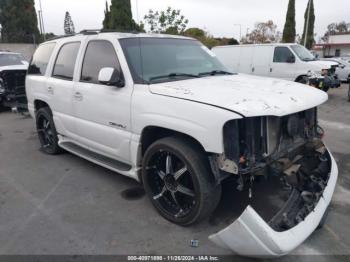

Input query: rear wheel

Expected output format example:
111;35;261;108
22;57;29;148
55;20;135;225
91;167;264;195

36;107;62;155
142;137;221;226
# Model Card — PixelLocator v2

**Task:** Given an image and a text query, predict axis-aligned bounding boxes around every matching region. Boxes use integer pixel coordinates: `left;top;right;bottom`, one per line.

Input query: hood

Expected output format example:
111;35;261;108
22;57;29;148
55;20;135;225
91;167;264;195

0;64;28;72
308;60;338;69
149;74;328;117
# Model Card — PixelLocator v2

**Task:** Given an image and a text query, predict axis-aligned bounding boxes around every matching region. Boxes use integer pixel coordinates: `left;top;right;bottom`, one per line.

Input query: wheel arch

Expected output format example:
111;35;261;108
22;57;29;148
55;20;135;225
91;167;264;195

137;126;210;182
295;75;308;83
34;99;50;112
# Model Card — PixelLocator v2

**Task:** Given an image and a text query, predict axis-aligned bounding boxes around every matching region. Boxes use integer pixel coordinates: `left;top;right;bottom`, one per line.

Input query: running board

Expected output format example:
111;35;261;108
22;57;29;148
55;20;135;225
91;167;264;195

59;141;132;172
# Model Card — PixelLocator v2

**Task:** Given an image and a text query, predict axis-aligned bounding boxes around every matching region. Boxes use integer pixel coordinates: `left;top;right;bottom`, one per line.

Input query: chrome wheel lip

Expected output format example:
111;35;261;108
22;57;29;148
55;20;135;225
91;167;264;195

146;150;197;219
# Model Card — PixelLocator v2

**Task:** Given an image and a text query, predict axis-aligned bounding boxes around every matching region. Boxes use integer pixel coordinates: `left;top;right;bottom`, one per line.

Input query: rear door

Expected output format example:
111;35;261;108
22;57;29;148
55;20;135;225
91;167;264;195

26;42;56;116
251;46;272;77
238;46;254;74
72;37;133;163
46;41;81;137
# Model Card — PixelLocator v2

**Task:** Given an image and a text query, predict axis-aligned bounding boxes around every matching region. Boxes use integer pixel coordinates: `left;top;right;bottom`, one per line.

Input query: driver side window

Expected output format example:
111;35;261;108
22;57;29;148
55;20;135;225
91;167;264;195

81;40;121;84
273;47;295;63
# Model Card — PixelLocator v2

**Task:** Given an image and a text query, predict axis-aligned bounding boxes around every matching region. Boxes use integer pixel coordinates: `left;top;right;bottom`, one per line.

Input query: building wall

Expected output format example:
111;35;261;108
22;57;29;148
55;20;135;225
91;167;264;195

328;34;350;44
0;43;37;61
324;46;350;57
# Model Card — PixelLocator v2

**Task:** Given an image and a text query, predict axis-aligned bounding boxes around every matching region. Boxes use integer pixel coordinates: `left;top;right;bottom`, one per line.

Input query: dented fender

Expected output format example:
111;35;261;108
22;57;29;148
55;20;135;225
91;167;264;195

209;151;338;258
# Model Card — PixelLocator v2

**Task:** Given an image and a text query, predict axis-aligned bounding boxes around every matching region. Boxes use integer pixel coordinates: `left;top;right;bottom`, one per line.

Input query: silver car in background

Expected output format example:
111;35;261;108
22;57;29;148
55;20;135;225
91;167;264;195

322;57;350;82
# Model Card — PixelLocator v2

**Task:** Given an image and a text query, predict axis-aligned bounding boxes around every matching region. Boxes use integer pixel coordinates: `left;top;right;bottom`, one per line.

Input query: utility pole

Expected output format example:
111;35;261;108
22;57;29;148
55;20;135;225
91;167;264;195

135;0;139;23
38;10;43;35
38;0;46;40
304;0;311;47
233;24;242;42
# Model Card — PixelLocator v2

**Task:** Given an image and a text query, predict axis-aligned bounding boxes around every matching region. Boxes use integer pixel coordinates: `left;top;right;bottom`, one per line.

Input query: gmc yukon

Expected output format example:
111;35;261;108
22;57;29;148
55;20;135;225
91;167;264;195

26;31;338;257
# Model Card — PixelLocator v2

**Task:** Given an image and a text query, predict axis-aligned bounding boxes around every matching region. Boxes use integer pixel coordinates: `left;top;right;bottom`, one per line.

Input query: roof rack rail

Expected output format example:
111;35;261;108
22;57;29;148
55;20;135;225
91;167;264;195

45;29;141;42
48;34;76;41
79;29;100;35
100;29;140;34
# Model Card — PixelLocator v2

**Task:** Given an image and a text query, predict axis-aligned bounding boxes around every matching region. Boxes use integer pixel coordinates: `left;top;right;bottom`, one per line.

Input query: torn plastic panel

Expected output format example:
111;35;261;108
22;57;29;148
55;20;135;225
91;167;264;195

209;109;338;257
209;150;337;257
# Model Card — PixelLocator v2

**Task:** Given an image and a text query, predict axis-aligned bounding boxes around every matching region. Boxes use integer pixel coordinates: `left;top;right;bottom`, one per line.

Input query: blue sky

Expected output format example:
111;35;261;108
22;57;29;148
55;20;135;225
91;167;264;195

35;0;350;41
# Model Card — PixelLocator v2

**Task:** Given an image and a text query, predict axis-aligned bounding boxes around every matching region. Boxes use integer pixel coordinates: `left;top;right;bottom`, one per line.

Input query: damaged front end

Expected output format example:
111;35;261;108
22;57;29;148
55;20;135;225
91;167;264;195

210;108;338;257
0;70;28;112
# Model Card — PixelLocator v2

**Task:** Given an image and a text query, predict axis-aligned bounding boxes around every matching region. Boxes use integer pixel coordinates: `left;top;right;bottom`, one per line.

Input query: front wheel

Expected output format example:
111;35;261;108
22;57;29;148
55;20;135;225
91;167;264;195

142;137;221;226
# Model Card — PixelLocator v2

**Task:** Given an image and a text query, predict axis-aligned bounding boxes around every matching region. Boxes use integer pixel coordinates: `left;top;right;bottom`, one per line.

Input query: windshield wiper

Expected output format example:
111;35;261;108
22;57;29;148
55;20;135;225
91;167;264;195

149;73;200;82
198;70;233;76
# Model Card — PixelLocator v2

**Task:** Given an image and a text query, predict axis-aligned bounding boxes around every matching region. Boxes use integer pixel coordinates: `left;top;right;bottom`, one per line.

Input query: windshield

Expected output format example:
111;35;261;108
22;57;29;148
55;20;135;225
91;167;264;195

119;38;232;84
0;54;26;66
290;45;316;61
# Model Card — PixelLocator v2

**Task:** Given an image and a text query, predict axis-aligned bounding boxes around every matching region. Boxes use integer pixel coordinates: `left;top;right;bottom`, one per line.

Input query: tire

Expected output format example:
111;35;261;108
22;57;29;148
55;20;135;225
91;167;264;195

35;107;62;155
142;137;222;226
297;76;308;85
322;86;330;93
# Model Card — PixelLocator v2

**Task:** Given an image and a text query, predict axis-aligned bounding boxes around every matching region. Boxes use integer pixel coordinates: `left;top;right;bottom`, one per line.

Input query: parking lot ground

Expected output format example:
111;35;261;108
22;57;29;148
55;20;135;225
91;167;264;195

0;85;349;260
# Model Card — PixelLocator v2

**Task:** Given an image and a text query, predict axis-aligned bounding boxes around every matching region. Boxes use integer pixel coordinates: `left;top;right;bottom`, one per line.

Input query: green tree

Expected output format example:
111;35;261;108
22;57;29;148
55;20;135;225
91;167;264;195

102;1;111;29
103;0;143;31
184;28;238;48
301;0;315;49
184;28;218;48
44;32;57;40
144;7;188;34
242;20;279;44
64;11;75;35
0;0;40;43
184;27;206;39
109;0;136;31
282;0;296;43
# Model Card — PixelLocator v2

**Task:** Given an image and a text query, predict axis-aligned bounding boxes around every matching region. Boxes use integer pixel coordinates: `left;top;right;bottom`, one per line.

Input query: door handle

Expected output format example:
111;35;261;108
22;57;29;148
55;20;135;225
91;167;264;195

47;86;54;94
252;67;255;73
270;68;273;73
74;92;83;101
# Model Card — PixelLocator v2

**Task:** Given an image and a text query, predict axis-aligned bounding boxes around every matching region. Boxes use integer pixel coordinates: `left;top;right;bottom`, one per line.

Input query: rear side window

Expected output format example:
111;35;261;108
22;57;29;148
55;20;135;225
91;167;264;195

28;43;56;75
52;42;80;80
81;40;121;84
273;47;294;63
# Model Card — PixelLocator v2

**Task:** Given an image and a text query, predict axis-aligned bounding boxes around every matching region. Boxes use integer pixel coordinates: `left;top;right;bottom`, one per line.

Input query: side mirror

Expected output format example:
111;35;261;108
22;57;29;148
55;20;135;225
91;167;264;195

98;67;125;88
287;55;295;63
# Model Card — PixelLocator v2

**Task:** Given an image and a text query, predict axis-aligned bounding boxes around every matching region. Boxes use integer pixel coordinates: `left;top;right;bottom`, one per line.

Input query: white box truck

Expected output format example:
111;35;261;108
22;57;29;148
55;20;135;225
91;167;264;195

212;43;340;89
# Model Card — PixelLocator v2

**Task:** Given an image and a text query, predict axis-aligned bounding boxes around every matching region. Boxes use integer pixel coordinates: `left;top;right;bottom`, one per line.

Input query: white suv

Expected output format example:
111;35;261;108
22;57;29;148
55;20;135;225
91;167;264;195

26;31;338;257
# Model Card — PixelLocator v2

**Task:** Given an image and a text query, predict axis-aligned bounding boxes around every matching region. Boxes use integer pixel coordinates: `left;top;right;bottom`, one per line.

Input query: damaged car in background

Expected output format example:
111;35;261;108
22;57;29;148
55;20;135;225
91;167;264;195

0;51;28;112
26;33;338;258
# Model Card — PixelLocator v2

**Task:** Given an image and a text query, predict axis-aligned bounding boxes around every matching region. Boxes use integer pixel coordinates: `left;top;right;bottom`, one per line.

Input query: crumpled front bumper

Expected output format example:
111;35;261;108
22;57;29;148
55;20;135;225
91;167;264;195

209;151;338;258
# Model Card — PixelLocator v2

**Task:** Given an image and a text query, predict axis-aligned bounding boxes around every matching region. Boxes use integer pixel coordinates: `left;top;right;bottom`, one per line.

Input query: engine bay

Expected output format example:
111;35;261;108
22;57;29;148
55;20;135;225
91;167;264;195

218;108;332;231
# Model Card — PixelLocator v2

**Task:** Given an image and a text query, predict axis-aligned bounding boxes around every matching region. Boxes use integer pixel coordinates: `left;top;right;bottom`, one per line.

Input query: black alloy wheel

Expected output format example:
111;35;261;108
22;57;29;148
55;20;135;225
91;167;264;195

142;137;221;226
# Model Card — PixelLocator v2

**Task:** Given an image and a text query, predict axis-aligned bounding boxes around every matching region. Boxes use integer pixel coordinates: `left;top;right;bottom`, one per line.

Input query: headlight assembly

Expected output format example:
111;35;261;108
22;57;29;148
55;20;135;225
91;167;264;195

0;78;5;94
